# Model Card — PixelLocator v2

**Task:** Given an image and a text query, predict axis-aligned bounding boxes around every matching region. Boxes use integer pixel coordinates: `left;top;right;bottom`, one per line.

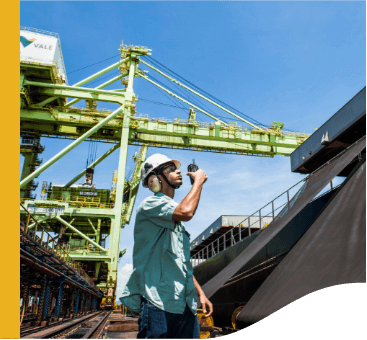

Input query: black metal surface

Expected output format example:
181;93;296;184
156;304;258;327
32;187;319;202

194;189;335;288
236;159;366;328
291;87;366;174
201;137;366;303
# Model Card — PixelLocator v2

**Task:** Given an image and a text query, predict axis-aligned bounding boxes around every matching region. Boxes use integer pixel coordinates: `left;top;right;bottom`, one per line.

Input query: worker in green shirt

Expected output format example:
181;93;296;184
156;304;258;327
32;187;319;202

120;153;213;338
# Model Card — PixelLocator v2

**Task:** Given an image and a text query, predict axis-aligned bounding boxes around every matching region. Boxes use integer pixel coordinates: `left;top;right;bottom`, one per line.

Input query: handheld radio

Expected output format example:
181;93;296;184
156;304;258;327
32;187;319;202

187;159;199;185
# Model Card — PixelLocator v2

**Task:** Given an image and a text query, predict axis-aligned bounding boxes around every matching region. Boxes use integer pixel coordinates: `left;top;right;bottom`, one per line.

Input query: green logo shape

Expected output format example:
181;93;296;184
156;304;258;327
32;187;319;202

20;36;36;48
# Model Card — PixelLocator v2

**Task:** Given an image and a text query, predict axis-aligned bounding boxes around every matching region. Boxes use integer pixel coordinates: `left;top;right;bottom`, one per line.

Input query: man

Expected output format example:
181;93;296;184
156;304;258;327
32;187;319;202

120;153;213;338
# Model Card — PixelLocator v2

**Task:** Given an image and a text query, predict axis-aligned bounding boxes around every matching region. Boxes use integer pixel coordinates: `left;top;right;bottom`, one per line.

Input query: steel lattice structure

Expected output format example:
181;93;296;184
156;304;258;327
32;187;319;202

20;28;310;308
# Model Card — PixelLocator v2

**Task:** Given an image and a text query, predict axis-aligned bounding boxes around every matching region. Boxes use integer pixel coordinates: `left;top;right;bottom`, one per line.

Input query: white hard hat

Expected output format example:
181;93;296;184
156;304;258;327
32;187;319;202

141;154;181;188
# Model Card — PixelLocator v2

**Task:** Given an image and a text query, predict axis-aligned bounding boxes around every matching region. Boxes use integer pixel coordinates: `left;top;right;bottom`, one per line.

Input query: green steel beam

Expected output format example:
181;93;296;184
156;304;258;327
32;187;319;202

20;114;306;156
20;152;39;199
34;96;58;108
20;71;25;91
138;73;229;126
27;215;49;230
65;73;127;108
106;58;136;281
87;218;97;235
96;219;101;244
23;81;125;104
122;144;148;225
34;72;127;109
95;262;102;280
68;254;112;261
20;105;124;190
73;57;129;87
140;59;263;131
56;215;107;252
38;88;125;105
64;144;120;187
126;55;137;93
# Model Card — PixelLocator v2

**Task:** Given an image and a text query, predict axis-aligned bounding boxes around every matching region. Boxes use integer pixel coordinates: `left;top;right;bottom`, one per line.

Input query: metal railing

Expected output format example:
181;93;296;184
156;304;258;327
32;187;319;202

190;177;339;268
21;197;114;209
20;202;95;285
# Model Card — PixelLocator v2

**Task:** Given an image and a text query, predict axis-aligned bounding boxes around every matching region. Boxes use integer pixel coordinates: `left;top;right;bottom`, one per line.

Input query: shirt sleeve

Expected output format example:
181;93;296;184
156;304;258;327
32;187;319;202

140;196;178;231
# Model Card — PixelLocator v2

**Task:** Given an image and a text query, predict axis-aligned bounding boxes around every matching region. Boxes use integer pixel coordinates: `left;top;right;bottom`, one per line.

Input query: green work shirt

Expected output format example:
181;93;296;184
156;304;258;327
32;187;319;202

120;192;197;315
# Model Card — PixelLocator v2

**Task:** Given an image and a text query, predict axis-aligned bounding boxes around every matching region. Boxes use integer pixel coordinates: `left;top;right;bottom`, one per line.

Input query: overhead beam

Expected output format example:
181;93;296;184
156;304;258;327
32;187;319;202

23;80;125;104
65;73;127;108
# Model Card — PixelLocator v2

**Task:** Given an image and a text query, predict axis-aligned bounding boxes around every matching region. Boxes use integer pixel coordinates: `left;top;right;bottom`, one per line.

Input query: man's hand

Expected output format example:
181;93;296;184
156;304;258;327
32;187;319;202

199;293;213;317
187;169;208;185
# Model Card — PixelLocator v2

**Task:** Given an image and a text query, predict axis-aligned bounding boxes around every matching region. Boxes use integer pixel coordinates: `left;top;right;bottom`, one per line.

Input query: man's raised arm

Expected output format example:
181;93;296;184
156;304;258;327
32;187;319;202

172;169;208;221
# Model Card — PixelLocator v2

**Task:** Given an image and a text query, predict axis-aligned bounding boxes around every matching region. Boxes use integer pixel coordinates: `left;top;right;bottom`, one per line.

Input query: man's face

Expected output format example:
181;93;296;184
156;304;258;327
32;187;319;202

161;163;182;187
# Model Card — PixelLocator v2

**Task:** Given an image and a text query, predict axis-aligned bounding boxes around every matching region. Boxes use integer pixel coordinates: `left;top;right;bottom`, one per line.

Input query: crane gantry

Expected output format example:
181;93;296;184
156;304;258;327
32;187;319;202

20;28;310;308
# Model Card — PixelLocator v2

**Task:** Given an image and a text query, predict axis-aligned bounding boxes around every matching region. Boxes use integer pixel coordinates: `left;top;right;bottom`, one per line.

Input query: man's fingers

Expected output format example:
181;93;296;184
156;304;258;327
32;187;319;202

202;301;207;314
205;302;213;317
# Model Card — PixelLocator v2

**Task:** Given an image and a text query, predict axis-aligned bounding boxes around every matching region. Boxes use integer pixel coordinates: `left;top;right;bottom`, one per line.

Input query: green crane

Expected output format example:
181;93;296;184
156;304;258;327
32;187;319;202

20;34;309;307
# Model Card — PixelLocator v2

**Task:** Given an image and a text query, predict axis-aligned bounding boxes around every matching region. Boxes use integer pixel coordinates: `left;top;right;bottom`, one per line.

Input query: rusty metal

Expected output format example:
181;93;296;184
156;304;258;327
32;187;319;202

21;312;104;339
82;311;111;338
20;206;104;331
35;274;47;324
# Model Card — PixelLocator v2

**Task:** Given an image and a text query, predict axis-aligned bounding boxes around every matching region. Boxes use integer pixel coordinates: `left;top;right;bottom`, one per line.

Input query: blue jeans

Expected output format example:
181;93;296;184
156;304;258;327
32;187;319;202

137;297;200;339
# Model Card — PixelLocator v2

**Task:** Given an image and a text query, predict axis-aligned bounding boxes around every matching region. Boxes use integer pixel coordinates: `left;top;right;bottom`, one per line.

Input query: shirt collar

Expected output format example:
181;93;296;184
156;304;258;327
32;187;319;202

154;192;173;200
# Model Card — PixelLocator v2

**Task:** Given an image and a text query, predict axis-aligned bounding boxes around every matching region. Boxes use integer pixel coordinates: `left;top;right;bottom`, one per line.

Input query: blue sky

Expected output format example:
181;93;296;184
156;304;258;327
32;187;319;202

20;1;365;301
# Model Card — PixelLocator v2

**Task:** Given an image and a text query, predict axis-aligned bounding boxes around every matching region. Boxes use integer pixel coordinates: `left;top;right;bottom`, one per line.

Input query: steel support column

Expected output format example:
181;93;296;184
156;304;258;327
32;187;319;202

81;292;85;313
42;277;51;319
36;274;47;324
53;278;65;319
21;285;30;318
65;288;74;318
32;291;38;314
74;289;80;315
106;57;137;282
20;152;39;199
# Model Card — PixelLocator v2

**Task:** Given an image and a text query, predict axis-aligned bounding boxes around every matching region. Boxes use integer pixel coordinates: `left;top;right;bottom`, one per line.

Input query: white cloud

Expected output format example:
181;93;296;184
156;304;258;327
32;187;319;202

115;263;133;300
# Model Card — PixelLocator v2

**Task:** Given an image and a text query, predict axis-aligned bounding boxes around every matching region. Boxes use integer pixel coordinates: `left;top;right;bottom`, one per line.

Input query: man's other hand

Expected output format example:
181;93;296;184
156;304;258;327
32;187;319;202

187;169;208;184
199;293;213;317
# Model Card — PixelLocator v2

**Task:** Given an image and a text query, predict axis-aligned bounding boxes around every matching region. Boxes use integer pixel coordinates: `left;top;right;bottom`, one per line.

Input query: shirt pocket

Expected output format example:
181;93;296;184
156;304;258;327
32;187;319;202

162;224;181;257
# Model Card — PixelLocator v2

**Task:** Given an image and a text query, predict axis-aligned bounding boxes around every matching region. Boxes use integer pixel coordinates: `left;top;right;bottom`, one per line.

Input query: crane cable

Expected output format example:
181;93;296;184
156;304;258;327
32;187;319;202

144;55;261;123
144;57;220;118
144;56;267;128
65;54;301;131
144;56;305;133
68;54;120;75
